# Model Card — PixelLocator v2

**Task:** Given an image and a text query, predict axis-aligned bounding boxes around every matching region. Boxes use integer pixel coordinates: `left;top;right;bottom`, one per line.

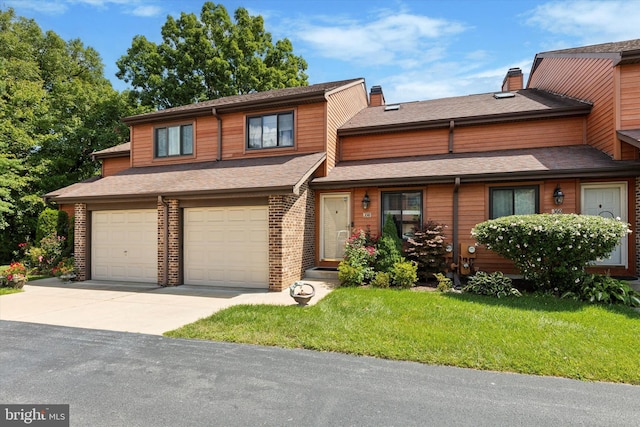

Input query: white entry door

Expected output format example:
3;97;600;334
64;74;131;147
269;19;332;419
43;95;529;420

581;183;627;267
320;194;350;261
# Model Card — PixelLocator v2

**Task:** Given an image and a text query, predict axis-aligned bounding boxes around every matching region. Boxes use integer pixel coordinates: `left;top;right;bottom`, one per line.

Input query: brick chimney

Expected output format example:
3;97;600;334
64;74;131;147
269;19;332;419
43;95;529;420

501;67;523;92
370;85;385;107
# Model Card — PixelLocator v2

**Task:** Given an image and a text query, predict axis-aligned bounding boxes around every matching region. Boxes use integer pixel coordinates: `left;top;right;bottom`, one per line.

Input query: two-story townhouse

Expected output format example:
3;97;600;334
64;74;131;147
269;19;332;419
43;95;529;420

47;79;368;290
314;39;640;278
47;39;640;288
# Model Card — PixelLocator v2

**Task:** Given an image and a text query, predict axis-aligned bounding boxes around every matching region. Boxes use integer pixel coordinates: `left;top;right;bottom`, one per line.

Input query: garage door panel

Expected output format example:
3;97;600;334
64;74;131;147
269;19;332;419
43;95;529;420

91;210;157;283
184;206;268;288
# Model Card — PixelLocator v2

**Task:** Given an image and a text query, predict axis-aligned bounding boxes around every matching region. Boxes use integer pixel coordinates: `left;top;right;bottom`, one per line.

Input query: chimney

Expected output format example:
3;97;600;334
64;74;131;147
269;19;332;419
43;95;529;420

369;85;385;107
501;67;523;92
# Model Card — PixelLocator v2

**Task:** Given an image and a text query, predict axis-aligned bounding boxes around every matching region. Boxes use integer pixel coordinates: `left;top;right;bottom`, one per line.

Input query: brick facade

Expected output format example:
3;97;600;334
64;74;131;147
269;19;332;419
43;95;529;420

73;203;87;281
158;199;181;286
268;181;315;291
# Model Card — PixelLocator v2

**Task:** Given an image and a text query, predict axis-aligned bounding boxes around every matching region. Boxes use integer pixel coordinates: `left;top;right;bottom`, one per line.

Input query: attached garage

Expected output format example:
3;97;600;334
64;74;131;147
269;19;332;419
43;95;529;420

91;210;157;283
183;206;269;288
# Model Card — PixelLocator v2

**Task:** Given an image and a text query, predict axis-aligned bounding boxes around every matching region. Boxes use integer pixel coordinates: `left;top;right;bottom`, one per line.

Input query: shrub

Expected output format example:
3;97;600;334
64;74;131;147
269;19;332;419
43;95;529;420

391;260;418;289
464;271;521;298
27;233;66;273
382;213;402;252
337;229;377;286
405;221;447;281
370;271;391;288
434;273;452;292
374;235;402;273
561;274;640;307
36;208;68;243
472;214;630;292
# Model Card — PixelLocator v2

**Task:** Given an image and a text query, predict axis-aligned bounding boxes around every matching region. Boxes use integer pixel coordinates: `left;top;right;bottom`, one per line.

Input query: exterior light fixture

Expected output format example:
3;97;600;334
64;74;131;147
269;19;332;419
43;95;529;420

362;192;371;210
553;185;565;205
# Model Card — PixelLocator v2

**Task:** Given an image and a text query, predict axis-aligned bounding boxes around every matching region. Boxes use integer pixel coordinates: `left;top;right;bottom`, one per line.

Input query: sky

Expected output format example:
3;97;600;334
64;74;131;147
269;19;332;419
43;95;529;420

3;0;640;104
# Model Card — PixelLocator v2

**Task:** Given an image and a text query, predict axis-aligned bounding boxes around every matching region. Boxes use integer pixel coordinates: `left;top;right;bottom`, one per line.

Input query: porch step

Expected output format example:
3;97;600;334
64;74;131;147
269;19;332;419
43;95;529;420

305;267;339;281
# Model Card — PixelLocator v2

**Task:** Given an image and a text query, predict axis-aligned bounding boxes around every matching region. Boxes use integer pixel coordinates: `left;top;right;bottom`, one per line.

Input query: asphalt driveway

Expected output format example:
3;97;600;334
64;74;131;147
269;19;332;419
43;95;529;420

0;278;335;335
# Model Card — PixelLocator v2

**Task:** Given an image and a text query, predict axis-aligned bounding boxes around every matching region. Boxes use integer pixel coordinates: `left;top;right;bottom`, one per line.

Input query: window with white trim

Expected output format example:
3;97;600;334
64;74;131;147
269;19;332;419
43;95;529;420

247;112;294;149
155;124;193;157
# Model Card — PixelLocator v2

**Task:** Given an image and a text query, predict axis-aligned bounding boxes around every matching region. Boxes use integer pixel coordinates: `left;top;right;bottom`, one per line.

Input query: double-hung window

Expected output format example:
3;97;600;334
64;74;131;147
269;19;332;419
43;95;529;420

489;186;539;219
247;112;294;149
155;124;193;158
381;191;422;239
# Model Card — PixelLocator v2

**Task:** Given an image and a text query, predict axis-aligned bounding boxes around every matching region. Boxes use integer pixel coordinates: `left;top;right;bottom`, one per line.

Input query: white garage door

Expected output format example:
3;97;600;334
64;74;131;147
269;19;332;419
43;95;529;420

92;210;157;283
184;206;268;288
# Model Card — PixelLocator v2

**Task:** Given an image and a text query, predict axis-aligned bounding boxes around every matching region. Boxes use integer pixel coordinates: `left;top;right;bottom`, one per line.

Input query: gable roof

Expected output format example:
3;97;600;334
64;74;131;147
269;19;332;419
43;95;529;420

46;152;326;203
91;142;131;160
618;129;640;148
339;89;591;136
312;145;640;188
122;78;364;125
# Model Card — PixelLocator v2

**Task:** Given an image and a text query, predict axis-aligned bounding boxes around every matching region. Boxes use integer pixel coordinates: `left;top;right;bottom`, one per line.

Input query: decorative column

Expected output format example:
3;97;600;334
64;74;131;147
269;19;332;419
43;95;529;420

74;203;87;281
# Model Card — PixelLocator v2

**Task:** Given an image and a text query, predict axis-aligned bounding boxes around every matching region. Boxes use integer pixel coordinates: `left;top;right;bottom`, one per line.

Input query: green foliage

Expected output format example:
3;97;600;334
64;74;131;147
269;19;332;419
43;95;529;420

116;2;308;109
370;271;391;288
337;229;376;287
405;220;447;281
562;275;640;307
26;233;66;273
434;273;453;292
36;208;67;242
382;213;402;252
391;260;418;289
464;271;522;298
0;8;143;263
374;235;402;273
472;214;630;292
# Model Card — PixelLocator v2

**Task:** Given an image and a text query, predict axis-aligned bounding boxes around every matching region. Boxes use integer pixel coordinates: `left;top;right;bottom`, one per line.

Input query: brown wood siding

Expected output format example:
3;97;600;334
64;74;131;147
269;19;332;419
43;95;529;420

529;57;616;157
453;118;585;152
221;104;326;160
326;83;368;173
620;63;640;129
59;204;75;219
340;117;584;161
352;188;380;236
341;129;449;161
102;156;131;177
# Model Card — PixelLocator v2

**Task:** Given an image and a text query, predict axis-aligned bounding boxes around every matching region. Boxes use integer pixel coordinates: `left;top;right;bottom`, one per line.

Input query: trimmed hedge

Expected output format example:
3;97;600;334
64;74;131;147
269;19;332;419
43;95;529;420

472;214;630;292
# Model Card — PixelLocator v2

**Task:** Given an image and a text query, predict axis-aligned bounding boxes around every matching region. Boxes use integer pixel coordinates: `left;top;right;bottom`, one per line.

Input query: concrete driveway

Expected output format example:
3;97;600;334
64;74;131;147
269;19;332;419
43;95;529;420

0;278;335;335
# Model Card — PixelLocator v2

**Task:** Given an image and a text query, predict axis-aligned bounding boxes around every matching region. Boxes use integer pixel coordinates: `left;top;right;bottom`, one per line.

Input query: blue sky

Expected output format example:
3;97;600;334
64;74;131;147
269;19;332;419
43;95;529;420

4;0;640;104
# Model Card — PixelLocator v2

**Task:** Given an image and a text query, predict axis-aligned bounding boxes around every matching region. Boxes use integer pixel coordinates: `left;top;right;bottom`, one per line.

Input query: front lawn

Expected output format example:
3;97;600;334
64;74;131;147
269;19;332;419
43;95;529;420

166;287;640;384
0;287;23;295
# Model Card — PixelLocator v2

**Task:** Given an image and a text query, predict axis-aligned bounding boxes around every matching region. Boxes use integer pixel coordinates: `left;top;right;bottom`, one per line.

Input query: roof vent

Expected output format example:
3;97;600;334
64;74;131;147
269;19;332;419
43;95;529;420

493;92;515;99
384;105;400;111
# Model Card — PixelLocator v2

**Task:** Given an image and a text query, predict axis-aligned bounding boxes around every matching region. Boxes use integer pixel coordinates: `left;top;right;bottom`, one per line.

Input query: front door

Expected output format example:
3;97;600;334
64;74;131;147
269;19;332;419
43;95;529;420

581;183;627;267
320;194;351;261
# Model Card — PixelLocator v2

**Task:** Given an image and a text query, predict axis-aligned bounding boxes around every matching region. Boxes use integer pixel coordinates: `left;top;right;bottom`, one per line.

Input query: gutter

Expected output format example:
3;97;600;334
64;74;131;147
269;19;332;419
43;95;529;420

452;177;461;287
212;107;222;161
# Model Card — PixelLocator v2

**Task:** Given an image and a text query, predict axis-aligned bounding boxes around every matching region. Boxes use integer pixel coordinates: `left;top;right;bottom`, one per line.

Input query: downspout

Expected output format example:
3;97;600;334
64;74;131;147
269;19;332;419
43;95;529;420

212;108;222;161
448;120;455;153
453;177;461;287
158;195;169;287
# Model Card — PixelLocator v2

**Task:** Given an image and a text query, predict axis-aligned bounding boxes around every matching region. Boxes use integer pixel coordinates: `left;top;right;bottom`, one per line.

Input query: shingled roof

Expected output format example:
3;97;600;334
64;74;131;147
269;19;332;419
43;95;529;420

122;78;364;125
339;89;591;135
312;145;640;188
46;152;326;203
533;39;640;67
91;142;130;160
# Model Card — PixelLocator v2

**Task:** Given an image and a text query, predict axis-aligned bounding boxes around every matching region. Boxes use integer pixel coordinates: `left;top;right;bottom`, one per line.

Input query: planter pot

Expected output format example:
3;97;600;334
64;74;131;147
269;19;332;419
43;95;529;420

59;273;76;283
289;281;316;306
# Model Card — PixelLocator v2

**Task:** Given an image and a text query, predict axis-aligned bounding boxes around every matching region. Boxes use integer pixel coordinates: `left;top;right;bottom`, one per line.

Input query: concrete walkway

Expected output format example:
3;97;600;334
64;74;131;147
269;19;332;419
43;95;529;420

0;278;336;335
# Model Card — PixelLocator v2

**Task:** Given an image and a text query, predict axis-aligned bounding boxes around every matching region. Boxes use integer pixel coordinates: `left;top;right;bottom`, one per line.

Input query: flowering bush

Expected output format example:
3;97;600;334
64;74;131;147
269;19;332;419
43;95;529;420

472;214;631;292
338;229;377;286
51;258;75;277
26;233;66;274
1;262;28;288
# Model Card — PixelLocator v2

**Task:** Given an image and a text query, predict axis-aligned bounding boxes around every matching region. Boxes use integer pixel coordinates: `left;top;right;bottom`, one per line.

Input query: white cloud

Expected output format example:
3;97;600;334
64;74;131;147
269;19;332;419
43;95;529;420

4;0;68;14
295;11;467;68
130;5;162;17
525;0;640;45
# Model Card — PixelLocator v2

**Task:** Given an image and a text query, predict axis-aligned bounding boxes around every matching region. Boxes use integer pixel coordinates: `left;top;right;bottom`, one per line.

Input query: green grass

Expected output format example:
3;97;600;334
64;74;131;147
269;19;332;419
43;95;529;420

166;287;640;384
0;287;23;295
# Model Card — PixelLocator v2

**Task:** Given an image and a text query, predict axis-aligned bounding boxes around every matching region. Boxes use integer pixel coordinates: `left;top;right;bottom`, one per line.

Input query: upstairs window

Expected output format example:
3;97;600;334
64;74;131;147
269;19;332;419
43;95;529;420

490;186;539;219
155;124;193;158
247;112;294;149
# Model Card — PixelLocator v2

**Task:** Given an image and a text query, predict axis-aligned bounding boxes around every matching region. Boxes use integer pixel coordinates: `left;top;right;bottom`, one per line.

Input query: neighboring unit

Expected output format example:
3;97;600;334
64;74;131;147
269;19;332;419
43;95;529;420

47;39;640;289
